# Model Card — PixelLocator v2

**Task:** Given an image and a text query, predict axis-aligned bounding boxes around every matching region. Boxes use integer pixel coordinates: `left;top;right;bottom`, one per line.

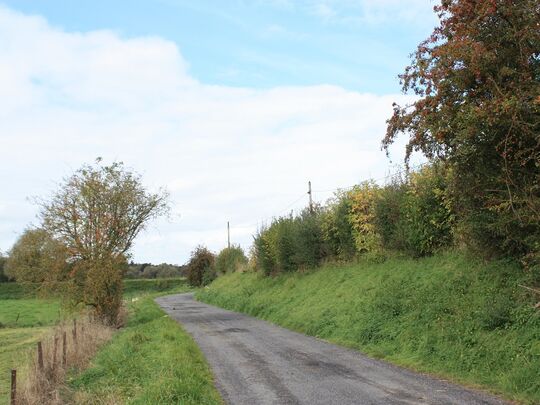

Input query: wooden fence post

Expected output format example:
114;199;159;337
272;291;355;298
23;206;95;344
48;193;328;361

62;331;67;366
37;341;44;371
52;335;58;370
10;369;16;405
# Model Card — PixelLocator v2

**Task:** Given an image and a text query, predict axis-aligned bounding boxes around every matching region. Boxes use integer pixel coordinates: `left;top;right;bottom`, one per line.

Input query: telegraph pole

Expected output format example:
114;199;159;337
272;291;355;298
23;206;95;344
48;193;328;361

227;221;230;249
308;181;313;214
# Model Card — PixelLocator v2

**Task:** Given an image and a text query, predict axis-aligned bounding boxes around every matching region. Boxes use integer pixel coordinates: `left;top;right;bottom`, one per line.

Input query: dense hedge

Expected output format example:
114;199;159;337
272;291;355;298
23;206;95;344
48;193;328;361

253;163;457;275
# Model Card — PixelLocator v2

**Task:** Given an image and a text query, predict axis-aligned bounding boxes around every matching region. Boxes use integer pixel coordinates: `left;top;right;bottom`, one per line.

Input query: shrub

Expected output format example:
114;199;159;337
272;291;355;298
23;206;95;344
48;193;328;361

400;164;454;256
374;176;408;251
186;246;215;287
320;192;356;261
348;181;382;254
373;164;454;257
253;209;326;275
291;208;325;269
5;228;69;283
253;226;276;276
274;217;297;273
215;245;248;274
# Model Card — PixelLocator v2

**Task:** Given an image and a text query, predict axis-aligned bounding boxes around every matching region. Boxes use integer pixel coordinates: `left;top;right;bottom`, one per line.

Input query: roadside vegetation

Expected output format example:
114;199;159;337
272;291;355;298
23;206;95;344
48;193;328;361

198;252;540;404
67;294;222;405
0;278;192;404
199;6;540;401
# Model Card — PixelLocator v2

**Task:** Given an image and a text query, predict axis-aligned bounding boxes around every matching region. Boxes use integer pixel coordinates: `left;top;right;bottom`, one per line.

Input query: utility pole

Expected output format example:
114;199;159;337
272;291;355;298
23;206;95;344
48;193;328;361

227;221;230;249
308;181;313;214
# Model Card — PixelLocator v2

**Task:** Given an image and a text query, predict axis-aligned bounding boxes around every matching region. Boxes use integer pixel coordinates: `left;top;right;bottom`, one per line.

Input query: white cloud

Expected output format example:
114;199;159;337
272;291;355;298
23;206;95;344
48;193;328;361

0;5;416;264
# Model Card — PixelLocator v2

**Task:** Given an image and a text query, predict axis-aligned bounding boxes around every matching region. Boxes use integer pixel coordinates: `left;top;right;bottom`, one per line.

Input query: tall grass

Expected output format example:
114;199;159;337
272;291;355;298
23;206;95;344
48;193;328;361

17;317;113;405
68;296;222;404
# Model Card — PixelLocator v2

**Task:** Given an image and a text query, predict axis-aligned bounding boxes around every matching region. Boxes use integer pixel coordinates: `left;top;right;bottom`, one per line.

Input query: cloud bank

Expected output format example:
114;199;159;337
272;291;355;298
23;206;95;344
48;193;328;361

0;6;415;263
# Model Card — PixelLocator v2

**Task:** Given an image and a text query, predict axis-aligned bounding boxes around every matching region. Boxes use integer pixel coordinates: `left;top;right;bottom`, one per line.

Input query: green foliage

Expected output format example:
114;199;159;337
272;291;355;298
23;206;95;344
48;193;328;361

253;209;326;275
253;227;275;276
384;0;540;262
372;165;455;257
198;251;540;404
0;253;9;282
252;163;456;275
215;245;248;274
68;296;221;404
399;164;454;256
291;208;325;269
320;193;356;261
186;246;216;287
125;262;186;279
348;181;382;253
4;228;69;283
374;176;408;251
39;159;170;323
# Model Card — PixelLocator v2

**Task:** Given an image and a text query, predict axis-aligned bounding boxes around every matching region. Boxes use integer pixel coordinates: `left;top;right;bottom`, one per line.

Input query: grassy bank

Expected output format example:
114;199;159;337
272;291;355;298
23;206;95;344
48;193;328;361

197;251;540;404
68;294;222;404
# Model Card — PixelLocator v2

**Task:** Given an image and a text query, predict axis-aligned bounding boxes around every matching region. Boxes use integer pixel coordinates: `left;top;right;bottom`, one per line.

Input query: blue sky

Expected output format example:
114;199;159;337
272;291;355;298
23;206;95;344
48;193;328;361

3;0;436;92
0;1;436;263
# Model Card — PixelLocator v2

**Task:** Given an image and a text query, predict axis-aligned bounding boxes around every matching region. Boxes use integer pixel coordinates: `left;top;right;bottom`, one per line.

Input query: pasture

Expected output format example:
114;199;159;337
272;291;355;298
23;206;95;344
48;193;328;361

0;277;191;404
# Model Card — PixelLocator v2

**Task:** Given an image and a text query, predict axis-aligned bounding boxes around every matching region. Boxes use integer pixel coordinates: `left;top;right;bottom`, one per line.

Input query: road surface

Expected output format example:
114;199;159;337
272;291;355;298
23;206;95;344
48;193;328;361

156;293;508;405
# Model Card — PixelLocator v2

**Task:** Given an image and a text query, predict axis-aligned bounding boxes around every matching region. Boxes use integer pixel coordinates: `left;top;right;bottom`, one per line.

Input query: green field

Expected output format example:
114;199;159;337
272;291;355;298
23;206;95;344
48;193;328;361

0;277;193;404
68;293;222;404
0;298;62;402
197;251;540;404
0;277;187;300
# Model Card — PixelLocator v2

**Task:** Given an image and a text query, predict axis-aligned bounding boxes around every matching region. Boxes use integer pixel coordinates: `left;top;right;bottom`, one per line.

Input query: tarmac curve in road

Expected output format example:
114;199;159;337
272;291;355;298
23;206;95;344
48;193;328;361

156;293;509;405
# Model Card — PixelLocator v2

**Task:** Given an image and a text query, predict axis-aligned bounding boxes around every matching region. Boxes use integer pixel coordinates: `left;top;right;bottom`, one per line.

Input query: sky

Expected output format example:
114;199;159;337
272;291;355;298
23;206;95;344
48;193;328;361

0;1;437;264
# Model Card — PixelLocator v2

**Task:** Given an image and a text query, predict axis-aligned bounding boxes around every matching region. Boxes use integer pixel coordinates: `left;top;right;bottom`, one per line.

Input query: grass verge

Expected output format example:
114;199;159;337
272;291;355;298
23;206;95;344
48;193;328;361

67;294;222;404
197;251;540;404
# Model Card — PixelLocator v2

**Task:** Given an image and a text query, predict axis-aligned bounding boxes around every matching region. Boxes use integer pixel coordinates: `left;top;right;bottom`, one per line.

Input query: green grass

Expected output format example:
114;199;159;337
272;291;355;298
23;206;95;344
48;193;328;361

68;293;222;404
197;251;540;404
0;282;39;300
0;277;190;404
0;298;60;403
0;299;61;328
123;277;187;297
0;294;62;404
0;277;187;300
0;327;50;401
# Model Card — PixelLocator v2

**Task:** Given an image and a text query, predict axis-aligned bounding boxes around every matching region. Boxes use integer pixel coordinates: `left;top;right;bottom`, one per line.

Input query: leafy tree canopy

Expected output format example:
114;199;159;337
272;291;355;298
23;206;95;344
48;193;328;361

384;0;540;258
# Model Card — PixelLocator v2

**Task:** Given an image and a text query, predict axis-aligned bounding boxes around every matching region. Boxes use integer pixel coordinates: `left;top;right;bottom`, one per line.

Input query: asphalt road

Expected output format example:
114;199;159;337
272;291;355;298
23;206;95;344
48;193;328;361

156;293;508;405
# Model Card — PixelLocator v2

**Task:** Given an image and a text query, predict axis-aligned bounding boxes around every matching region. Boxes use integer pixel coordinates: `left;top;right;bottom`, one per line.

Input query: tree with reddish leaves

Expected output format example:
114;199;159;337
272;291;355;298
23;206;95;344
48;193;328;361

384;0;540;261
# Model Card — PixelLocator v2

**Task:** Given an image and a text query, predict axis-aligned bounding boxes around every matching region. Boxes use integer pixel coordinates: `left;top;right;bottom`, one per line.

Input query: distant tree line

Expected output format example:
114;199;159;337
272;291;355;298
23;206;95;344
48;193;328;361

125;262;187;279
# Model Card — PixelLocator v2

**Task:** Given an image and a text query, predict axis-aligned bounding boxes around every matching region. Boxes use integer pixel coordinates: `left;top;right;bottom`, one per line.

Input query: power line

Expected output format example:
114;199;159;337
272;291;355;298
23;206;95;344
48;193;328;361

234;162;429;234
